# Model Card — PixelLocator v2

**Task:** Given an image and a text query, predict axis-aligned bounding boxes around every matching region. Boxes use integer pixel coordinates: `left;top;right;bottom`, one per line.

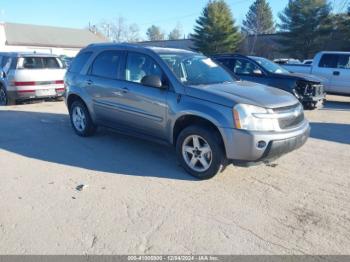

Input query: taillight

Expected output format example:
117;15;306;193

14;81;36;86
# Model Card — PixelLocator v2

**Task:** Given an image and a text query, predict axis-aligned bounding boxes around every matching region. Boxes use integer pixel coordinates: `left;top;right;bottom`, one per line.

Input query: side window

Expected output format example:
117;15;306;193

337;55;350;69
69;52;92;73
319;54;338;68
91;51;123;79
234;59;260;75
126;52;163;84
218;58;236;72
1;56;12;72
1;56;9;68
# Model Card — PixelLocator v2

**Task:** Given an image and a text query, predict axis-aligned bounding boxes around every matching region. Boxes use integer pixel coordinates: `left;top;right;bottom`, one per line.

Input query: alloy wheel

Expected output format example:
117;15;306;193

72;106;87;132
182;135;213;172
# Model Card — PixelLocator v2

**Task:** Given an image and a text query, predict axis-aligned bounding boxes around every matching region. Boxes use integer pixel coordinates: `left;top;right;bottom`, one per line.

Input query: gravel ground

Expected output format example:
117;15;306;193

0;95;349;255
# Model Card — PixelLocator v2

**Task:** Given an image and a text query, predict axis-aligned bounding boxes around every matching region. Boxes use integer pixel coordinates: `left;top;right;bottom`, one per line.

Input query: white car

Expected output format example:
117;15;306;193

0;52;66;105
282;52;350;95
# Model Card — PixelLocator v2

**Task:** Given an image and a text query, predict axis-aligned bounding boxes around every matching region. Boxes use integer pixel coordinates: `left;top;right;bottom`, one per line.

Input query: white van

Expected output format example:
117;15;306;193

0;52;66;105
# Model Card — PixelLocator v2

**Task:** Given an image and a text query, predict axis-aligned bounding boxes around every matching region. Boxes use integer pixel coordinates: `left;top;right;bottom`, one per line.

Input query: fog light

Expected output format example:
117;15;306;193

257;141;267;149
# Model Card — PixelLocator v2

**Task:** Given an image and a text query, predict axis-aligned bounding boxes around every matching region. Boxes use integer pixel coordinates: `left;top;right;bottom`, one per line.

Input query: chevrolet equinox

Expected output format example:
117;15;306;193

65;44;310;179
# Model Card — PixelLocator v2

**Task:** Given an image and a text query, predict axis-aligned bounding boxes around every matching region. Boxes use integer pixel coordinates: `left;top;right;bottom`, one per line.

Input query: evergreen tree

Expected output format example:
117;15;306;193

278;0;331;59
146;25;165;41
242;0;275;35
192;0;241;55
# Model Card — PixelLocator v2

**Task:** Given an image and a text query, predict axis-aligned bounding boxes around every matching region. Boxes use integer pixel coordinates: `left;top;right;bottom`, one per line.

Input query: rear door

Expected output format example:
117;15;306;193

316;54;338;92
328;54;350;94
85;50;127;125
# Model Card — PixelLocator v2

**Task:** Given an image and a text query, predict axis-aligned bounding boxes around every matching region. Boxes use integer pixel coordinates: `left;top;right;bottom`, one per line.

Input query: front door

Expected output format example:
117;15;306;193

113;51;168;140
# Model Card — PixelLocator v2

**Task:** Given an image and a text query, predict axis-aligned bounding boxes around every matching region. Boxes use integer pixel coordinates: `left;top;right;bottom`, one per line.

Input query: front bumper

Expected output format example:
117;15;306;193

301;93;326;103
220;120;310;166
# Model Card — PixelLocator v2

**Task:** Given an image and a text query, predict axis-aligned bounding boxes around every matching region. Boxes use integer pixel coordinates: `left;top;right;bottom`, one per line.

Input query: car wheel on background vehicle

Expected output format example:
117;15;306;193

54;96;65;102
303;102;318;110
0;86;15;106
176;125;224;180
69;100;97;137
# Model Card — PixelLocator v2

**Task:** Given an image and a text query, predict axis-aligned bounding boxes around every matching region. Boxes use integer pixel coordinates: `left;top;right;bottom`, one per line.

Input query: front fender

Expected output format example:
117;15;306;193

167;94;233;144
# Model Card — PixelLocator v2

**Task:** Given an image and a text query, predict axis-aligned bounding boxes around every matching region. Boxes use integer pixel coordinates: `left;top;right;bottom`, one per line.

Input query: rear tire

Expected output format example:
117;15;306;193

176;125;224;180
69;100;97;137
0;86;15;106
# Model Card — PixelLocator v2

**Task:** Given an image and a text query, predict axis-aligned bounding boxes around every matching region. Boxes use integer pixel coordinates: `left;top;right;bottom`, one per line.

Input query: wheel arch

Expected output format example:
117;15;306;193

171;113;227;156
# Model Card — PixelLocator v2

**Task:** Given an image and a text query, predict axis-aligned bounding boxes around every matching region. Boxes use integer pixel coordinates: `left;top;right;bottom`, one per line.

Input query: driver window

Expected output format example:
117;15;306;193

126;53;163;84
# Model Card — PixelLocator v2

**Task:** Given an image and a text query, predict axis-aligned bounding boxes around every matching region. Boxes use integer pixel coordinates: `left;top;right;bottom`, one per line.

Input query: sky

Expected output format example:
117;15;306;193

0;0;348;39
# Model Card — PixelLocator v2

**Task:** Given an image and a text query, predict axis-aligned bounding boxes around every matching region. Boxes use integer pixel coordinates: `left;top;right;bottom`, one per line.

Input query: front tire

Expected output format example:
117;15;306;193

69;100;97;137
176;125;224;180
303;101;317;110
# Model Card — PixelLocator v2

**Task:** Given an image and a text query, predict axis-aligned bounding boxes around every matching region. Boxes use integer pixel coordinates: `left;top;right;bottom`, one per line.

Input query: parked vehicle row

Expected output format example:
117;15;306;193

65;44;310;179
0;52;66;105
213;54;325;109
282;51;350;95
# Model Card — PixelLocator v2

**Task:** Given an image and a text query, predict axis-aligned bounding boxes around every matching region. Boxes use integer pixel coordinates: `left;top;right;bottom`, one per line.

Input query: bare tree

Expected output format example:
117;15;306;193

146;25;165;41
96;16;142;43
127;24;141;43
168;23;183;40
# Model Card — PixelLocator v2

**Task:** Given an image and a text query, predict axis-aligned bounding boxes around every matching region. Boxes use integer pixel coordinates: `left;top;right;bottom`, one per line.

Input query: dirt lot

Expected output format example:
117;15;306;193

0;95;349;255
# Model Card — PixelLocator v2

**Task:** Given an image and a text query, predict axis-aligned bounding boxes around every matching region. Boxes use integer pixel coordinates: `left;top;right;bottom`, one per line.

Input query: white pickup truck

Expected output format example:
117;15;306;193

282;51;350;95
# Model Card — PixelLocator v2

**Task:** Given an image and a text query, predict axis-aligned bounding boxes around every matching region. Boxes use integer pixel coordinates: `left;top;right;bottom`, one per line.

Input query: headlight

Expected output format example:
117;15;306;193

233;104;278;131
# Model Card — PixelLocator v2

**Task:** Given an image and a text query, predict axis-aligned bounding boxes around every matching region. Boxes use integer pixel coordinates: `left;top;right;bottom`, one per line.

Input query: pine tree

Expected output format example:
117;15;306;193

278;0;331;59
192;0;241;55
242;0;275;35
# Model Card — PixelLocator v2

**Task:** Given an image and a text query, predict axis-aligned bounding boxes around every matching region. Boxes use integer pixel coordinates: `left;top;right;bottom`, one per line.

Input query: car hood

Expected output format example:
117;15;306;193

186;81;298;109
272;72;323;83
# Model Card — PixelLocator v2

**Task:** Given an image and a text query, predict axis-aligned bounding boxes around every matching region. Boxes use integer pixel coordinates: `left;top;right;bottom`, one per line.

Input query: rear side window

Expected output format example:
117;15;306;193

319;54;350;69
337;55;350;69
319;54;338;68
21;57;61;69
91;51;123;79
69;52;92;73
1;56;14;72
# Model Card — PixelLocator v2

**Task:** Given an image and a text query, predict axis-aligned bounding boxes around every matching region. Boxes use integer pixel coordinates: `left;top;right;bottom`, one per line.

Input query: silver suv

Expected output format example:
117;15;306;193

65;44;310;179
0;52;66;105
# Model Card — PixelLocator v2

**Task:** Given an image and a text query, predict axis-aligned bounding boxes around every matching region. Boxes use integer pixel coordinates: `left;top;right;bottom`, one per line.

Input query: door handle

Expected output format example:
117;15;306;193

86;79;94;85
122;87;129;93
333;71;340;76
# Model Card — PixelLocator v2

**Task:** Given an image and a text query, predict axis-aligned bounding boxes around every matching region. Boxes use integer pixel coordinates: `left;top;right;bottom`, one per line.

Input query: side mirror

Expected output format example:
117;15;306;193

141;75;165;89
253;69;263;75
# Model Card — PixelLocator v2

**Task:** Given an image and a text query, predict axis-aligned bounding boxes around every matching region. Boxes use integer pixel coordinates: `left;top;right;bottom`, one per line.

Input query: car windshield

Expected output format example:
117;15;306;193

251;57;289;74
160;53;235;86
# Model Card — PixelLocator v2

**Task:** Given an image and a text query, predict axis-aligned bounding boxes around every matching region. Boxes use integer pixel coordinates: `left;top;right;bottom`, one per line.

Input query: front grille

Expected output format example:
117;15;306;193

273;104;305;130
278;113;305;129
